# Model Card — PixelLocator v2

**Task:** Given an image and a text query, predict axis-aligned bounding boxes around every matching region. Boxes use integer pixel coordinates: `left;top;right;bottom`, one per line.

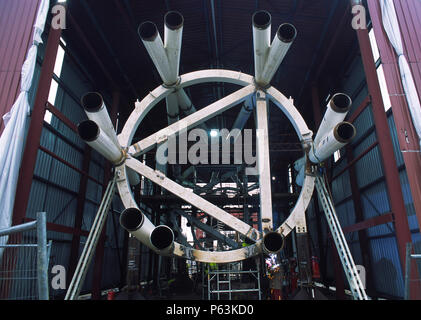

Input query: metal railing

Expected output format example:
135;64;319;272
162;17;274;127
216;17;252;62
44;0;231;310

0;212;51;300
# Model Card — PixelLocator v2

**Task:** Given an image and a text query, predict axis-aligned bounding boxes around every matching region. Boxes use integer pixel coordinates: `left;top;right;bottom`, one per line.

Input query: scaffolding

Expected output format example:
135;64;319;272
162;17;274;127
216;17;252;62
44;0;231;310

206;262;262;300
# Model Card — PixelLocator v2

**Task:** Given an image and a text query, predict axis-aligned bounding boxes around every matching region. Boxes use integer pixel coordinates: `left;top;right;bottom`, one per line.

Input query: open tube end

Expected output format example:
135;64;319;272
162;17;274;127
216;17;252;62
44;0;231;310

120;208;145;232
276;23;297;43
150;225;174;250
262;231;284;254
138;21;159;41
77;120;99;142
329;93;352;113
164;11;184;30
333;122;356;143
252;10;271;30
81;92;104;113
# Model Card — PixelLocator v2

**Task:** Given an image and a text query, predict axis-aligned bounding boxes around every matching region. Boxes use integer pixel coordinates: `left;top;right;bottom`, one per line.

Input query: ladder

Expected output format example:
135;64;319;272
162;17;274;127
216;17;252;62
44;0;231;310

315;173;368;300
65;176;116;300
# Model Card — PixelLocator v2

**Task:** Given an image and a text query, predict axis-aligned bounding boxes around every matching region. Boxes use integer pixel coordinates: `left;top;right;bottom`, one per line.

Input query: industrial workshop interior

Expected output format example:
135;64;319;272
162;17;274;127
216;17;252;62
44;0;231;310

1;0;421;303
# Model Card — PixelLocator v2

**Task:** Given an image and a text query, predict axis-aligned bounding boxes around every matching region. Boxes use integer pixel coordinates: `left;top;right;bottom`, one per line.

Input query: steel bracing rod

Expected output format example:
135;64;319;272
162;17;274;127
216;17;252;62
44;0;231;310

65;177;116;300
315;174;368;300
168;211;191;248
255;90;273;232
229;96;254;141
175;209;240;248
128;85;255;157
125;157;260;241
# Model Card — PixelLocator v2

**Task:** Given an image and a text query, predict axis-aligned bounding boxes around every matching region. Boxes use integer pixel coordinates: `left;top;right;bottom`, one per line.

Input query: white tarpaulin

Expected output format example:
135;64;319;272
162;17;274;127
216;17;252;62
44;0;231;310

0;0;50;257
380;0;421;149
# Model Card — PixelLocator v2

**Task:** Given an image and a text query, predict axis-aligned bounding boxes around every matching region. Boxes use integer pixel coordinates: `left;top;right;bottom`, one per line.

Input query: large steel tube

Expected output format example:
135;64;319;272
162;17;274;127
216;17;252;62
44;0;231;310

259;23;297;86
165;93;180;125
150;225;175;255
138;21;173;84
231;98;254;133
309;121;356;164
314;93;352;146
295;166;305;187
119;207;156;249
293;156;306;173
252;10;271;85
262;231;284;254
77;120;124;165
176;89;208;130
164;11;184;85
176;89;196;116
81;92;120;147
126;168;141;186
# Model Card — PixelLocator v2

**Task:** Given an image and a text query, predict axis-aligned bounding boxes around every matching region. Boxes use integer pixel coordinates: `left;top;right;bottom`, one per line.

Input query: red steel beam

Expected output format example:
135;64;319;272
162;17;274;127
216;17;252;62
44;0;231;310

331;141;379;181
352;1;421;299
12;23;62;226
38;145;102;186
367;0;421;252
342;212;394;234
23;217;89;237
347;95;371;123
45;102;78;132
346;143;374;294
67;146;92;284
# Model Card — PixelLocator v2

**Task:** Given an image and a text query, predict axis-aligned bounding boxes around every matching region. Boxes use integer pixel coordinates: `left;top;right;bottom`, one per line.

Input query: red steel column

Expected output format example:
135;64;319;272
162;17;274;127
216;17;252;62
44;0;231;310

67;146;91;285
352;1;421;299
91;90;120;299
12;23;62;226
367;0;421;244
346;145;373;295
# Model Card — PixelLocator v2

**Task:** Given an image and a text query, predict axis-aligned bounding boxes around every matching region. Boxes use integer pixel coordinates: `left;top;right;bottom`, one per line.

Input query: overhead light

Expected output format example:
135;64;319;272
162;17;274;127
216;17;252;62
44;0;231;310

210;130;218;137
272;176;276;181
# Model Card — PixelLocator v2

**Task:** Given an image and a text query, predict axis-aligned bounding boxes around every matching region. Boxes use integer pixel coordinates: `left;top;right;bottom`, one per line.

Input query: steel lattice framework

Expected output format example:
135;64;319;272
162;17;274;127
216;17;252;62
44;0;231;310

115;69;315;263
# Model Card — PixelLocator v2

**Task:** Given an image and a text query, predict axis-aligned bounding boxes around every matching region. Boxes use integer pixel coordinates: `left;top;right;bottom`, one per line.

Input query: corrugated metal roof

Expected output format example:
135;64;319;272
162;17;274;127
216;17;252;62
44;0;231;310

63;0;354;135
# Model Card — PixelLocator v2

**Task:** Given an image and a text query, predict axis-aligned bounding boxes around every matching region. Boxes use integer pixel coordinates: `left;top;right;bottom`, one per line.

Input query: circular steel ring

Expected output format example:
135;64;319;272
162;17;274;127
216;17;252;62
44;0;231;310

116;69;315;263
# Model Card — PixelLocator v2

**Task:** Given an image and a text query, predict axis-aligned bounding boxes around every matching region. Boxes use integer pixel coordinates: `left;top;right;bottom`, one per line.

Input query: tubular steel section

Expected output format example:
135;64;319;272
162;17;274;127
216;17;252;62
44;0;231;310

64;177;116;300
0;212;50;300
315;174;368;300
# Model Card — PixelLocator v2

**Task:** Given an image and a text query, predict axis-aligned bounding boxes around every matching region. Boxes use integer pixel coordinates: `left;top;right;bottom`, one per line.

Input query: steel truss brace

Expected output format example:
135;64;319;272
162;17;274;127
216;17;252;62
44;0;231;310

315;173;368;300
129;85;255;157
175;209;240;249
114;69;315;263
125;157;261;241
65;176;116;300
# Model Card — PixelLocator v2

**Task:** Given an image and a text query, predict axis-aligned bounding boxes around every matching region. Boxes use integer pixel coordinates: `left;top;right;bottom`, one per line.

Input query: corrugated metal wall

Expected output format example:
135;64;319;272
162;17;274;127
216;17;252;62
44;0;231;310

0;0;40;133
23;28;126;298
307;53;421;298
